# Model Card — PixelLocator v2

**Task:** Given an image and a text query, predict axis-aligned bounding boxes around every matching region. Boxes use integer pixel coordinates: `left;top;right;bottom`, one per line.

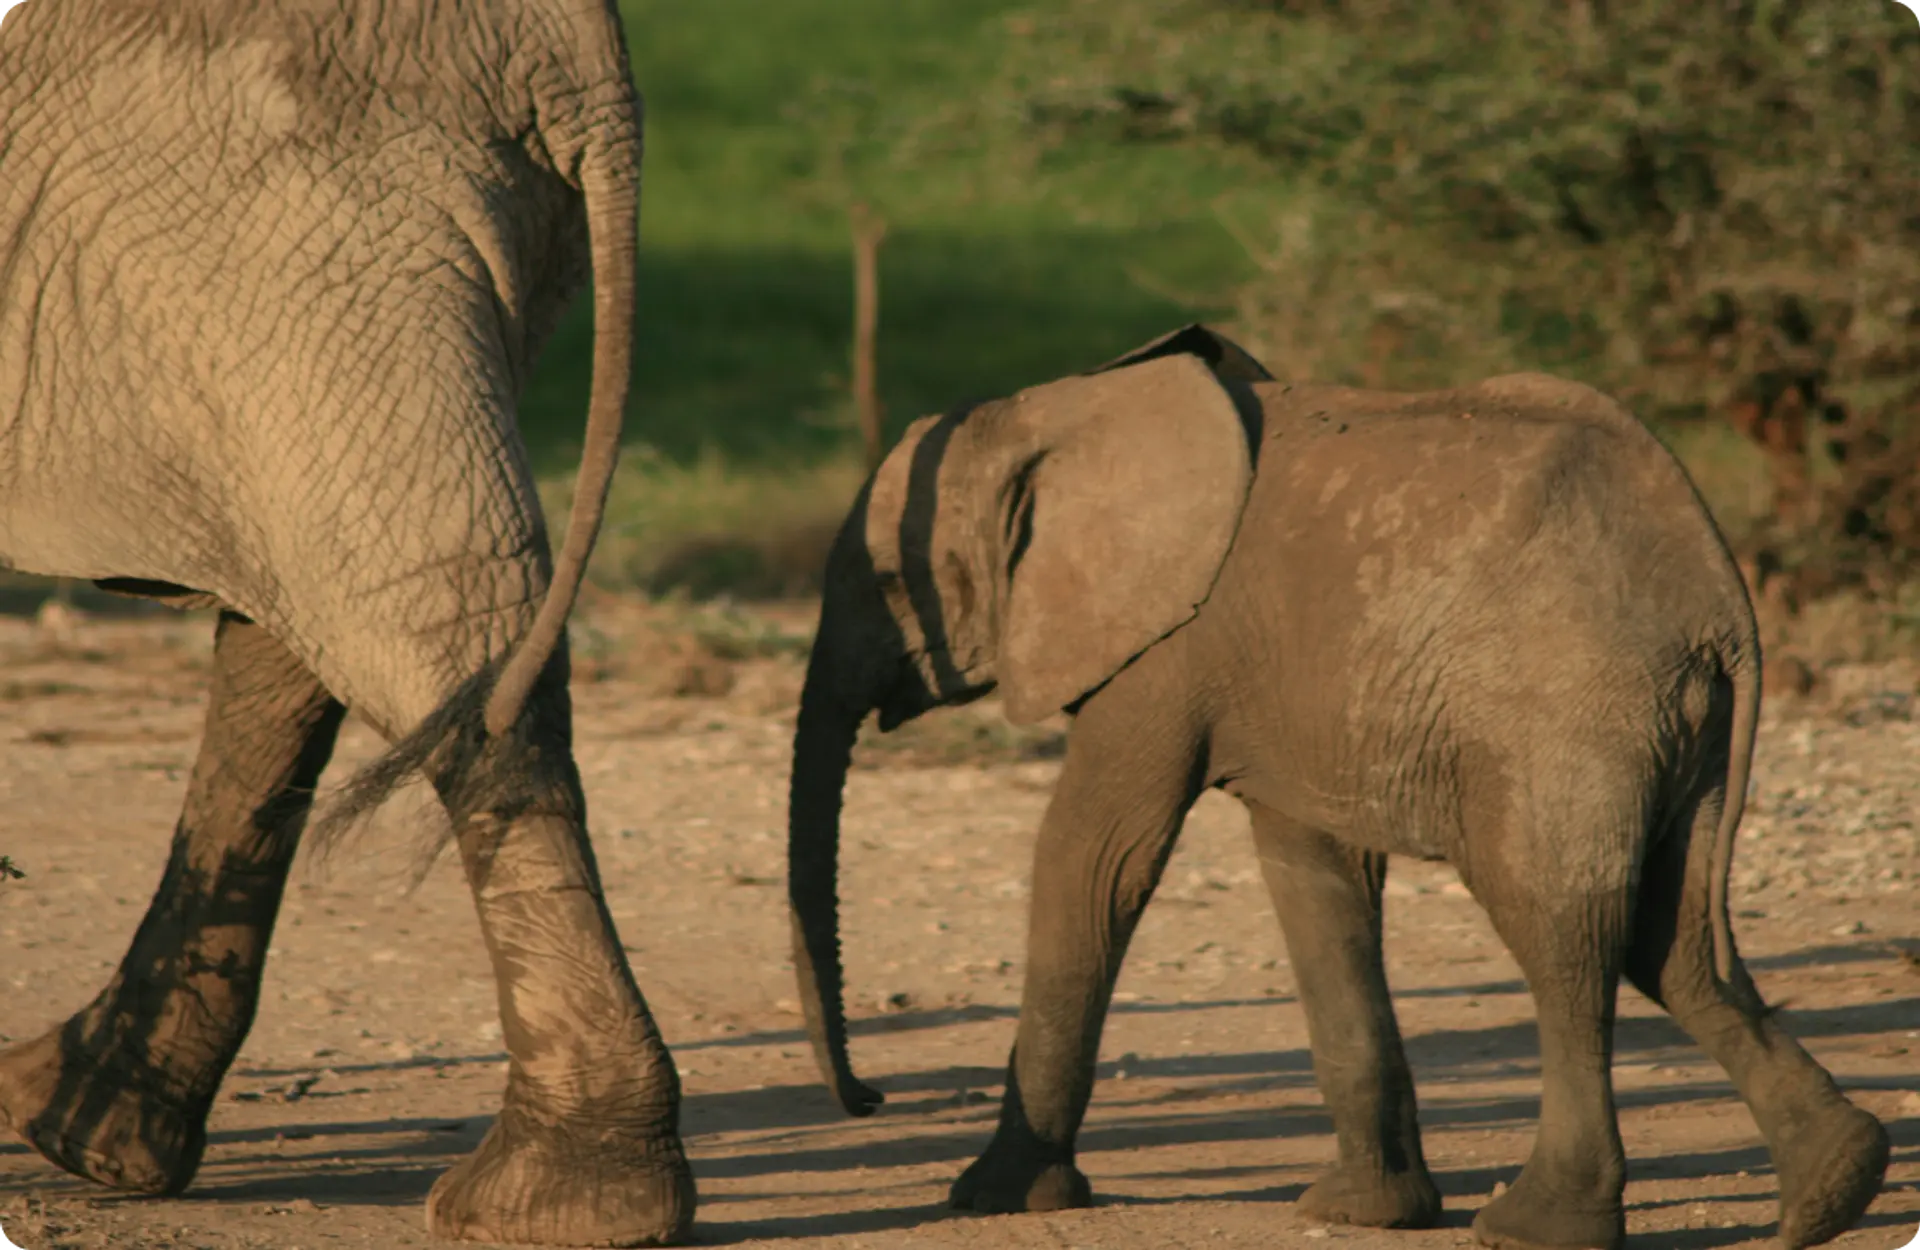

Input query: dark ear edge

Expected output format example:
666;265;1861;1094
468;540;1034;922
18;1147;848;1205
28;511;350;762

1089;323;1276;385
1090;324;1272;461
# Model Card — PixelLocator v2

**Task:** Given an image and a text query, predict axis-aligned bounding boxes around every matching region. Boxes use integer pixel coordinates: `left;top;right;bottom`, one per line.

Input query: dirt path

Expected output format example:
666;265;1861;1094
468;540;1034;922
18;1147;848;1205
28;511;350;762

0;606;1915;1249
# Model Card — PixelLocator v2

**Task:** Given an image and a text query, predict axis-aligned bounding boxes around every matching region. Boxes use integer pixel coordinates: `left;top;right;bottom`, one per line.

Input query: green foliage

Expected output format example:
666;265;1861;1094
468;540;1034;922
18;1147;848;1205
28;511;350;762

999;0;1920;582
0;856;23;882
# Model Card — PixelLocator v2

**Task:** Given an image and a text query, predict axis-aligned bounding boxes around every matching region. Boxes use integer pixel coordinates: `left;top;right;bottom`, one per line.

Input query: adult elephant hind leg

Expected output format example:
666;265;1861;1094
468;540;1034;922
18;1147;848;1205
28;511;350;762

1465;789;1639;1250
1624;783;1886;1249
416;646;693;1249
949;695;1204;1217
0;610;343;1195
1247;806;1440;1229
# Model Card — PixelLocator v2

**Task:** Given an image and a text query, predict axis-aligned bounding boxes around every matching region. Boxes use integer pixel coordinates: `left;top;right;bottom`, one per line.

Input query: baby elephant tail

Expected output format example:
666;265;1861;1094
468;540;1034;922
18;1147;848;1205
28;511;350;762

1707;635;1762;985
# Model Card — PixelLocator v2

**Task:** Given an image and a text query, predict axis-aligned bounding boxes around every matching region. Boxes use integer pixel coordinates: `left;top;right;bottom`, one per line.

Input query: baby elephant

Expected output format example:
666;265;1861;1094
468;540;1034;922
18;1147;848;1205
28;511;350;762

784;326;1889;1250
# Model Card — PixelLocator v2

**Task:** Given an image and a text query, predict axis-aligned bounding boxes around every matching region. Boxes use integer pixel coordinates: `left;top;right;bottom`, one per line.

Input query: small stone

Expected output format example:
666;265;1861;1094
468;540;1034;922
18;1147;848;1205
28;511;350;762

1831;920;1868;937
1303;1228;1329;1239
1491;1181;1508;1198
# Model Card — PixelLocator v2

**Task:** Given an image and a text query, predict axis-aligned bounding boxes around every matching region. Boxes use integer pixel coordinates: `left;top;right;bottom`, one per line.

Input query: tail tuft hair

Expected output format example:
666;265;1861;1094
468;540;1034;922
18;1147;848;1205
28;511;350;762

303;661;501;885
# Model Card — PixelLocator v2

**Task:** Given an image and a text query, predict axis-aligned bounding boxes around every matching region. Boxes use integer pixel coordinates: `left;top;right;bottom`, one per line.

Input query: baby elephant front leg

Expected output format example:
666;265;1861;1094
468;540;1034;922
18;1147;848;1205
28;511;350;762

951;710;1203;1215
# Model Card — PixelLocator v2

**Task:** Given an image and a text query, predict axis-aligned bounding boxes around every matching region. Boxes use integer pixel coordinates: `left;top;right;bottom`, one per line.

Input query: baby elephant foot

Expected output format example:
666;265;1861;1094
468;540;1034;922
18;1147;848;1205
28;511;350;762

0;1026;208;1195
1297;1163;1442;1229
949;1131;1092;1215
426;1102;695;1247
1773;1101;1889;1249
1472;1174;1623;1250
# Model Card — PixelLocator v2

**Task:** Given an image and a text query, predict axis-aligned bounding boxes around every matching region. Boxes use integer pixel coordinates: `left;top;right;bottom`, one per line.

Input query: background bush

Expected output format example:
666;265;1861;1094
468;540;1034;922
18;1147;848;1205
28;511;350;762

996;0;1920;602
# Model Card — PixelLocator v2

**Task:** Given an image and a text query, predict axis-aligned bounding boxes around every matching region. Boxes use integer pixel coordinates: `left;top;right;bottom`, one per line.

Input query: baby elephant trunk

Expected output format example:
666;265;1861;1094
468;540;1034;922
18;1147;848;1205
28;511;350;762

787;654;885;1118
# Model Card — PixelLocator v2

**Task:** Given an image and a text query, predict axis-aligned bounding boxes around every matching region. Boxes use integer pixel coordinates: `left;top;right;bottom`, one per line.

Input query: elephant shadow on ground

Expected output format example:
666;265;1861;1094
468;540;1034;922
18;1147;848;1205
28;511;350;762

0;991;1911;1242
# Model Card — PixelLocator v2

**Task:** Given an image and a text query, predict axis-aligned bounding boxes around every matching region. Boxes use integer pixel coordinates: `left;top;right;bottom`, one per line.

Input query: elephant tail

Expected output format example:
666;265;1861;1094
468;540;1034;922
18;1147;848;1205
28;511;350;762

482;105;643;739
1708;626;1762;985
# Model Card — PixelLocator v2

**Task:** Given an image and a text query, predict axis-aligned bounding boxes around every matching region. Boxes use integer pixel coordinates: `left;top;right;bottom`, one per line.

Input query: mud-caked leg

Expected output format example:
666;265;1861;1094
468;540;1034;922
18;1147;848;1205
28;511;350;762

1248;804;1440;1228
0;610;343;1194
1626;786;1887;1250
420;650;694;1248
949;697;1203;1215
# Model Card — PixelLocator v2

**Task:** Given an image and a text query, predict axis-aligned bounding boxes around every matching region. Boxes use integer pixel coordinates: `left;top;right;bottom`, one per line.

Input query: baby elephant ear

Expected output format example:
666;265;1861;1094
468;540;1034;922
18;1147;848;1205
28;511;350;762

998;352;1255;724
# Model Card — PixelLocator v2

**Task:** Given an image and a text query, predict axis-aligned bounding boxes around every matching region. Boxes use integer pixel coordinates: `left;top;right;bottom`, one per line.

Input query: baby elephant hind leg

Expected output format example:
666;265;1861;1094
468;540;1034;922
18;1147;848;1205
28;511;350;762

1625;783;1888;1249
1466;792;1642;1250
0;610;344;1195
1248;805;1441;1229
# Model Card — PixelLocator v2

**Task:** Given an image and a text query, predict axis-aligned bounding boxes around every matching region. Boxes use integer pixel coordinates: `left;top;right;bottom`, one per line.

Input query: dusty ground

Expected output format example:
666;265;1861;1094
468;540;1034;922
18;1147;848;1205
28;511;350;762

0;598;1915;1250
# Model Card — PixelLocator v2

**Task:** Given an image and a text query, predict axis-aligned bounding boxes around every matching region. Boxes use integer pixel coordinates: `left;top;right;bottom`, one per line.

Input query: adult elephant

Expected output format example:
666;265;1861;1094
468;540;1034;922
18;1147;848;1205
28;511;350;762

0;2;692;1245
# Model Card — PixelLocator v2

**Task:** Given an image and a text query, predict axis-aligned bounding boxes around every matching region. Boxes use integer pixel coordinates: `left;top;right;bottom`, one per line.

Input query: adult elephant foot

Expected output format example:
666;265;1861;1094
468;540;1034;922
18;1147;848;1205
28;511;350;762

426;1093;693;1247
1771;1101;1888;1249
427;711;697;1250
948;1130;1092;1214
0;1026;206;1195
418;848;697;1247
1296;1163;1441;1229
1469;1176;1623;1250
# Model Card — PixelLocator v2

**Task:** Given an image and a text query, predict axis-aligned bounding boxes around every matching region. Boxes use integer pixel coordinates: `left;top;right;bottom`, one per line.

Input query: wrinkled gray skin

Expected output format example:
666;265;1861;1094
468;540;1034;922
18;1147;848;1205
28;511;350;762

0;3;694;1245
789;326;1890;1250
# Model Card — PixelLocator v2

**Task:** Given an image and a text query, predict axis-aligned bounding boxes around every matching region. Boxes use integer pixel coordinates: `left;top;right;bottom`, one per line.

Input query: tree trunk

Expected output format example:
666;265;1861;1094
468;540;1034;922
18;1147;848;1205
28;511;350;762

850;203;888;473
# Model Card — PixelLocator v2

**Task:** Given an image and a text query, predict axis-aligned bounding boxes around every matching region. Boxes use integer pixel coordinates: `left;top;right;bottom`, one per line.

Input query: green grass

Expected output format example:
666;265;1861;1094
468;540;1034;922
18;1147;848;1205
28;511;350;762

518;0;1275;484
